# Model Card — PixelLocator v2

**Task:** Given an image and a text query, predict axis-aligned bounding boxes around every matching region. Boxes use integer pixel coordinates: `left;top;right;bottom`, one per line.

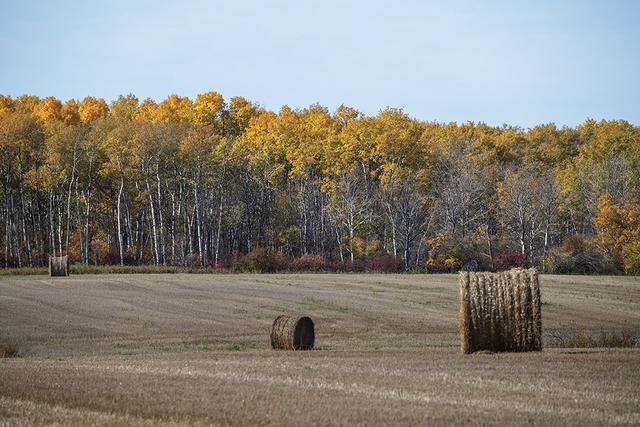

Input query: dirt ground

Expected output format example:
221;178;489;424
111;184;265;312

1;273;639;426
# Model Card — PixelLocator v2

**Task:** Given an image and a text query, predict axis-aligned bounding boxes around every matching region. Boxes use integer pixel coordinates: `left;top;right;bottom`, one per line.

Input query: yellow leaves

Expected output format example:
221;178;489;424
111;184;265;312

287;105;332;179
15;95;40;114
135;96;194;124
153;95;193;123
443;256;460;268
595;193;640;267
193;91;224;127
179;127;217;166
34;96;64;123
97;122;136;178
229;96;258;133
61;99;80;125
341;236;381;259
236;110;288;184
137;98;157;122
0;112;44;173
577;119;637;161
622;239;640;274
78;96;109;123
0;95;15;115
334;104;360;129
111;94;139;121
424;232;463;272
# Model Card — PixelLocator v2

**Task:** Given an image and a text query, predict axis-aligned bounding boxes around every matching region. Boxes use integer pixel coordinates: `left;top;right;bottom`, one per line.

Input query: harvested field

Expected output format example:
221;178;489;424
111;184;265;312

1;273;639;425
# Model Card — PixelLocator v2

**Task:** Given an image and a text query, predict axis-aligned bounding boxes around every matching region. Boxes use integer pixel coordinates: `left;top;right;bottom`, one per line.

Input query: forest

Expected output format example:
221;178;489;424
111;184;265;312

0;92;638;273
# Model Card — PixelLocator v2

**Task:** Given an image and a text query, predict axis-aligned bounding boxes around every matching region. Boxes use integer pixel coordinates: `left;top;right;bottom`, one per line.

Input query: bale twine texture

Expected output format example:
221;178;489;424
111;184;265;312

270;315;315;350
459;268;542;354
49;255;69;277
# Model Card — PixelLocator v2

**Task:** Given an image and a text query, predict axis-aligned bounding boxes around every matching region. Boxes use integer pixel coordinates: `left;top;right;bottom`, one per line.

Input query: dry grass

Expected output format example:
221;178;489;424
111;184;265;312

0;273;638;425
0;342;19;358
548;329;638;348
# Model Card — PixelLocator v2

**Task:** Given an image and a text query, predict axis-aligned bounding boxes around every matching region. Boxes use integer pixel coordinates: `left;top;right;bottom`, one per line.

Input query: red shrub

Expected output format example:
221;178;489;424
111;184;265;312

493;250;525;271
367;255;403;272
291;253;327;272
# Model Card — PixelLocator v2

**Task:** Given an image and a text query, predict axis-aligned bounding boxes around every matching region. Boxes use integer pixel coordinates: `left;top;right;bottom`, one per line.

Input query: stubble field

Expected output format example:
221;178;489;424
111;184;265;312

1;273;639;426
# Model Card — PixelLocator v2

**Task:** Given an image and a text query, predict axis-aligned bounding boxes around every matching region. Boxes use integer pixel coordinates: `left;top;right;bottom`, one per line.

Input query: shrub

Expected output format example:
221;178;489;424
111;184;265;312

0;343;19;358
563;330;637;348
233;247;286;273
461;259;480;272
622;239;640;275
367;254;403;272
561;234;587;255
493;250;525;271
563;235;613;273
290;253;327;272
538;250;574;274
0;267;48;276
425;233;492;273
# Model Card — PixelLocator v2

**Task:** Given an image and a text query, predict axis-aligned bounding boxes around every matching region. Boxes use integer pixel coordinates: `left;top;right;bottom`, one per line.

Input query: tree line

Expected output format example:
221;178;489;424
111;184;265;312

0;93;639;273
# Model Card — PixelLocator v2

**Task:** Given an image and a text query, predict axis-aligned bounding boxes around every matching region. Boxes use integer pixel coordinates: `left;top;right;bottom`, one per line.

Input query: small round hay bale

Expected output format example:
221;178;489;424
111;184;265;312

49;255;69;277
270;315;314;350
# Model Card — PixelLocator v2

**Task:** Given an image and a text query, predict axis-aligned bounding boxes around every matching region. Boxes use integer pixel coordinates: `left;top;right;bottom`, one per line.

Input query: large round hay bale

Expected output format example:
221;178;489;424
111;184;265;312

270;315;315;350
458;268;541;354
49;255;69;277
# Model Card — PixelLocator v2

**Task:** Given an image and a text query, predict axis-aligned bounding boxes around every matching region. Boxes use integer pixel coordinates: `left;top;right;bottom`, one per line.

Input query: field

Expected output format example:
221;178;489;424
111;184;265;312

1;273;639;426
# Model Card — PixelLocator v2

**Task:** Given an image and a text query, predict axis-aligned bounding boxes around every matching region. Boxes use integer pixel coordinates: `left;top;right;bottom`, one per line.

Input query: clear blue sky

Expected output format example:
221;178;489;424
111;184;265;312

1;0;638;127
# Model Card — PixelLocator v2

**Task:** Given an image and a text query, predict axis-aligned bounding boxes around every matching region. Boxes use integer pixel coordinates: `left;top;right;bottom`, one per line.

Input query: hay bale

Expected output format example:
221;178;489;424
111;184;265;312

459;268;542;354
270;315;315;350
49;255;69;277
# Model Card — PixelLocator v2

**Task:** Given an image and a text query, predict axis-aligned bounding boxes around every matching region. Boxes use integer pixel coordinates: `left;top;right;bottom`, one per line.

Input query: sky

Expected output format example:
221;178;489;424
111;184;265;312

1;0;639;128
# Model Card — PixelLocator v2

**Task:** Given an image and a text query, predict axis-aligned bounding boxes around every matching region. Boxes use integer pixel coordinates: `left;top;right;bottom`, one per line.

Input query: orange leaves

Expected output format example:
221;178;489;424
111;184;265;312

79;97;109;123
595;193;640;272
153;95;193;123
0;95;15;115
229;96;258;133
61;99;80;125
193;91;224;127
595;194;640;253
34;96;64;123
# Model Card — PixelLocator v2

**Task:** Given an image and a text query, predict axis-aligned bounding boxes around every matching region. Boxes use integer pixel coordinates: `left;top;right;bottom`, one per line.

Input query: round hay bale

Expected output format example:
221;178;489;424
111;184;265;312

458;268;542;354
49;255;69;277
270;315;314;350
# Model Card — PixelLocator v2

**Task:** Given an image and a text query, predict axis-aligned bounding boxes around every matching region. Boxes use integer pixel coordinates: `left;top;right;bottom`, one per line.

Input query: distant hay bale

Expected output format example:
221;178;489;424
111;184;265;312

459;268;542;354
49;255;69;277
270;315;315;350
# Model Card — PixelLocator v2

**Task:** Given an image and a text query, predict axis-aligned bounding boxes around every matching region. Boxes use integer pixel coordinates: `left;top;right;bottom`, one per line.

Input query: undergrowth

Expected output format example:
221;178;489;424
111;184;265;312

0;343;19;358
548;329;638;348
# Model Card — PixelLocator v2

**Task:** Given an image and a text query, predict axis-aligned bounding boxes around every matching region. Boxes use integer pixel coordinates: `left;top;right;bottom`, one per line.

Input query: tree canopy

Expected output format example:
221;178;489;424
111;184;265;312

1;92;638;273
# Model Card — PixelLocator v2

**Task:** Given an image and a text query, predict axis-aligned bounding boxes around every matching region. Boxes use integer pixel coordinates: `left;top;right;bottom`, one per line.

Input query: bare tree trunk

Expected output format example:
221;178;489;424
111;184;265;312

386;204;398;257
146;176;159;265
117;176;124;265
49;192;55;257
4;183;9;267
335;226;344;263
19;178;32;267
194;181;203;267
57;196;63;257
215;190;224;266
11;193;21;267
156;168;166;264
486;224;494;269
65;151;77;256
